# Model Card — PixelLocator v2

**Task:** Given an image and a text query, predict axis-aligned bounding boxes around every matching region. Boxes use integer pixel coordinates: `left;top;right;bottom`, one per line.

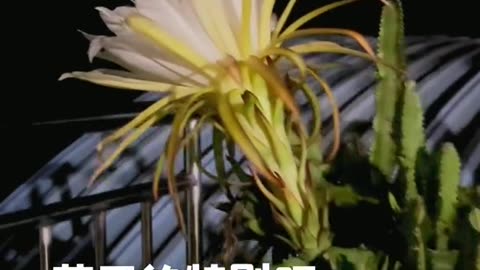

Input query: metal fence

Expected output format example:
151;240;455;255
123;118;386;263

0;178;205;270
0;121;204;270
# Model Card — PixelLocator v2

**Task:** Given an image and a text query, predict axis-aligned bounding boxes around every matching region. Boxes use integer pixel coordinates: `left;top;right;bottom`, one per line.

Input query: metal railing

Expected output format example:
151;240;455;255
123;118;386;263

0;179;202;270
0;120;205;270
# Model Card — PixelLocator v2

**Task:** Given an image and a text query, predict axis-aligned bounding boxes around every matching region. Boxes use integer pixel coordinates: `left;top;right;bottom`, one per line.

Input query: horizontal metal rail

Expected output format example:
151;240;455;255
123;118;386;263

0;179;189;231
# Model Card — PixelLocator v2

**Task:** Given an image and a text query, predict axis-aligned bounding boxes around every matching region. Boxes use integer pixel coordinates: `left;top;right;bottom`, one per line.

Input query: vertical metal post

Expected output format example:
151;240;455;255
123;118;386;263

141;201;153;267
92;211;106;268
185;119;203;266
39;225;52;270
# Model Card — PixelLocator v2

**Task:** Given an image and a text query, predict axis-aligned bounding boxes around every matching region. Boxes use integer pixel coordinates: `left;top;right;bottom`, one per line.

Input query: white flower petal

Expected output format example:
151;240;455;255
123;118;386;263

191;0;243;58
98;49;183;84
75;0;273;92
87;36;107;63
250;0;263;53
88;35;210;86
123;13;216;83
135;0;221;62
76;31;103;62
271;13;278;31
95;5;203;67
223;0;241;34
230;0;242;23
151;57;210;86
96;6;136;35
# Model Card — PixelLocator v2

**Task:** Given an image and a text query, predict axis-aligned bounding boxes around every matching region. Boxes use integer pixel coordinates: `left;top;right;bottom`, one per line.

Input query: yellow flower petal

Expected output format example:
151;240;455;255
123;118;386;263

272;0;296;39
59;69;182;92
280;0;359;37
288;39;375;61
259;0;275;49
240;0;253;57
279;29;375;57
217;91;279;186
90;113;161;184
245;56;301;122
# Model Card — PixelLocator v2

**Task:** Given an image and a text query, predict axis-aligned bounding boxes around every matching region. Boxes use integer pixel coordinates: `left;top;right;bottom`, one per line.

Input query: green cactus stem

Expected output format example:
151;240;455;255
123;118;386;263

398;80;424;203
435;143;461;251
369;0;407;182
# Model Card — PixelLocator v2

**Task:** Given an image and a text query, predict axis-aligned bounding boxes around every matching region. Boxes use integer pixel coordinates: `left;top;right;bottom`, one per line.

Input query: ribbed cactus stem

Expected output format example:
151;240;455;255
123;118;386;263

404;198;428;270
398;80;424;203
370;0;407;184
435;143;461;251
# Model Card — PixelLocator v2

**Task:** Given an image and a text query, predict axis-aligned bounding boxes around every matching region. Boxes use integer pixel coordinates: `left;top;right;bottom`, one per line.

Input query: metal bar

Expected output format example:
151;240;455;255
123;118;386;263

31;113;139;126
141;201;153;267
92;211;106;268
25;111;175;132
0;180;189;231
39;225;52;270
185;119;203;266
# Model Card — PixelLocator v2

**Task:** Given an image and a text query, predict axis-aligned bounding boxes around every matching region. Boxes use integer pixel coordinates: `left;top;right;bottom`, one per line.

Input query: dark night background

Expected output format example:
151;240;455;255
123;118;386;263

0;0;478;200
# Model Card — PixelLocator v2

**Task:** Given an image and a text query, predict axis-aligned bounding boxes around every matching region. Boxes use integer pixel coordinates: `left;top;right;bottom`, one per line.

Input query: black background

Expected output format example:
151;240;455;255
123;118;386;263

0;0;478;199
